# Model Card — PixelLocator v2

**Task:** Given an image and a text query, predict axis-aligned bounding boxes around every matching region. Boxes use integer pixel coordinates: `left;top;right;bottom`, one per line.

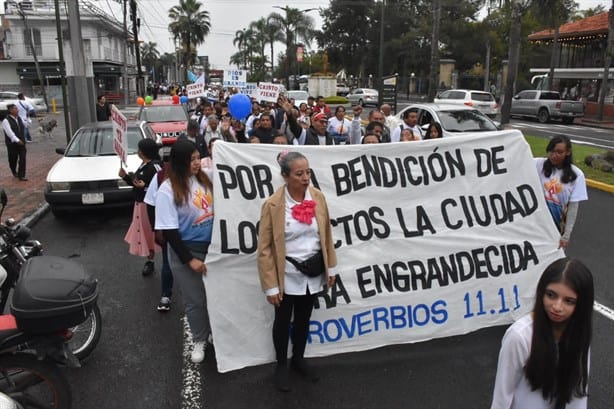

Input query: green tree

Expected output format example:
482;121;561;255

158;52;176;83
168;0;211;82
268;6;316;89
140;41;160;82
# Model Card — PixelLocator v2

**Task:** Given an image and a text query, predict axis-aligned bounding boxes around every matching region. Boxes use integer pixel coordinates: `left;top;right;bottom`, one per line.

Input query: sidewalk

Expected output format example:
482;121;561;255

0;112;68;225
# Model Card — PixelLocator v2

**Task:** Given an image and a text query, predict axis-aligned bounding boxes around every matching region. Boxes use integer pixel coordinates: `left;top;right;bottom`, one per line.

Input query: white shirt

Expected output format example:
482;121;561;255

385;114;401;130
327;116;352;138
1;116;22;143
265;188;325;296
391;122;423;142
16;99;34;128
491;314;588;409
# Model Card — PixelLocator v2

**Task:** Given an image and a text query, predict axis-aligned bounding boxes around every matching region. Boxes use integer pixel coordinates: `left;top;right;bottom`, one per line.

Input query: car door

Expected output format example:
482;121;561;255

512;91;535;115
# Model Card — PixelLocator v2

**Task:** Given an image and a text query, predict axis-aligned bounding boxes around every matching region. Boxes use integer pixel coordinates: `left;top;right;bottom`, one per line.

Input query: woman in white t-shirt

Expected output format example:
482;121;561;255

535;135;587;249
491;257;594;409
155;139;214;364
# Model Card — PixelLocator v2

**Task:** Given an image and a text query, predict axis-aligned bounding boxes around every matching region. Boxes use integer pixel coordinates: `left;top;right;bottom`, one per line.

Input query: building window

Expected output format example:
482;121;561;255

24;28;42;56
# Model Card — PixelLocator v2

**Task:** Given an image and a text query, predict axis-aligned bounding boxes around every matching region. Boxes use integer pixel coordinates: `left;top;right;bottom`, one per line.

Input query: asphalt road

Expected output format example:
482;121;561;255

29;186;614;409
508;119;614;149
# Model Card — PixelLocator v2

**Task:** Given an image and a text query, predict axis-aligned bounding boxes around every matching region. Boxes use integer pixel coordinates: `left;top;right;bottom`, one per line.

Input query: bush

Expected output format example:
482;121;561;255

324;96;349;105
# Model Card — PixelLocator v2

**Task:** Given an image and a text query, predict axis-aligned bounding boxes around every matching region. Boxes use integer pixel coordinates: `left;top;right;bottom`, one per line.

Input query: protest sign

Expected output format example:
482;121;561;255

186;82;205;99
111;105;128;165
257;82;283;102
205;131;564;373
224;69;247;88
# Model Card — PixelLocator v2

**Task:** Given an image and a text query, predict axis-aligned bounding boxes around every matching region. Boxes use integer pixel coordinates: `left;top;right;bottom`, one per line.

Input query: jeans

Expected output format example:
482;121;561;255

160;243;173;298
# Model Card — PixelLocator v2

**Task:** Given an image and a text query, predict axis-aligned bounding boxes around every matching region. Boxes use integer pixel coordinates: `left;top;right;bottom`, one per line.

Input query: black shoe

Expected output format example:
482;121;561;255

290;358;319;382
12;172;17;178
18;177;28;181
142;260;154;276
274;364;291;392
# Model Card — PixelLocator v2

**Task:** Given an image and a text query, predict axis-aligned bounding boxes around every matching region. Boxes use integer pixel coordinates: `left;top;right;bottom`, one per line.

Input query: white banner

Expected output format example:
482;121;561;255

257;82;283;102
224;69;247;88
242;82;259;98
186;82;205;99
111;105;128;165
206;131;565;373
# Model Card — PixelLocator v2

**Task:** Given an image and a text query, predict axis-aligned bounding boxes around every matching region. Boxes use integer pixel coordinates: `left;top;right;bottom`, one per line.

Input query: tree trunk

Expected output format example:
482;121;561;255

428;0;441;102
501;0;523;125
597;6;613;121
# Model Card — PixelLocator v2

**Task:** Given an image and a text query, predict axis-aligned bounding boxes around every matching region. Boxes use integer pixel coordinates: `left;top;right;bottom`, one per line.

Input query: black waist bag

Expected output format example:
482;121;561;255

286;251;325;277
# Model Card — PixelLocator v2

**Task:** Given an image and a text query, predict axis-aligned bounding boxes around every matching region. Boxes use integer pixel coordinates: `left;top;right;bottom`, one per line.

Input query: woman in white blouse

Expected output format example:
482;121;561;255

326;106;352;144
491;258;594;409
257;151;337;392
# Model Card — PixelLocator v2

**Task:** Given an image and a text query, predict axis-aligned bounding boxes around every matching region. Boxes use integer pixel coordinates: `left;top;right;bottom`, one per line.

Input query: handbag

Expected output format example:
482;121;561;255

286;251;325;278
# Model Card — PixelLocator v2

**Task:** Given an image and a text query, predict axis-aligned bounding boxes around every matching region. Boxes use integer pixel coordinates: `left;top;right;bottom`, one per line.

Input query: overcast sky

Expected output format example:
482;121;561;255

95;0;610;71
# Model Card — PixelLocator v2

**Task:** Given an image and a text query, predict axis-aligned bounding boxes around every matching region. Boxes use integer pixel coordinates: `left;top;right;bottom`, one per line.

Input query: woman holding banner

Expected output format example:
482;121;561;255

257;151;337;392
535;135;587;250
491;258;594;409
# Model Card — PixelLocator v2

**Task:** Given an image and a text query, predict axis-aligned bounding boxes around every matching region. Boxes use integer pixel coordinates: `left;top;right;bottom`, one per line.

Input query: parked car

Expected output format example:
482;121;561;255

0;91;47;119
286;90;309;108
336;83;350;96
395;103;502;138
346;88;379;107
44;121;157;217
137;100;189;145
433;89;500;119
509;90;585;124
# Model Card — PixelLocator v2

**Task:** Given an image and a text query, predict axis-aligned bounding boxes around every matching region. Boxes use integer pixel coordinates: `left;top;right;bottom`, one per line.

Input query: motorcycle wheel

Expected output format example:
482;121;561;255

68;303;102;361
0;353;72;409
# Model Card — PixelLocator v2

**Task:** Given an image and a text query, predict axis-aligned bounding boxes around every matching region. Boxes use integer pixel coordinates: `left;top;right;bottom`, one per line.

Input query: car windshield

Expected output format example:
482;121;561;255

437;110;498;132
471;93;494;102
140;105;188;122
65;126;143;157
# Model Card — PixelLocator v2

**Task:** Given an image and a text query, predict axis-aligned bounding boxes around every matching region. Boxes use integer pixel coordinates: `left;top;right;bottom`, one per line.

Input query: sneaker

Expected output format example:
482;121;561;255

157;297;171;312
191;341;206;363
142;260;154;276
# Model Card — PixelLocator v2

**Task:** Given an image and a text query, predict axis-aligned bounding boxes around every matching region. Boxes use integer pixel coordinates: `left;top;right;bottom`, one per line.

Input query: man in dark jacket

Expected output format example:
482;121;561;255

304;112;334;145
1;104;28;180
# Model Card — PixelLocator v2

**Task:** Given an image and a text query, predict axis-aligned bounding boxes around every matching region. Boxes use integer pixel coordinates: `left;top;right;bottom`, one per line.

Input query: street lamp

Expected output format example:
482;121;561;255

410;72;415;97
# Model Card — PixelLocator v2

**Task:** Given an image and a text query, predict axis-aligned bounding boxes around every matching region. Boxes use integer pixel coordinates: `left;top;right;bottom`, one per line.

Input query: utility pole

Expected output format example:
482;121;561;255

54;0;71;143
130;0;144;96
428;0;441;101
66;0;93;133
123;0;129;105
378;0;385;105
597;4;613;121
501;0;523;125
17;5;49;111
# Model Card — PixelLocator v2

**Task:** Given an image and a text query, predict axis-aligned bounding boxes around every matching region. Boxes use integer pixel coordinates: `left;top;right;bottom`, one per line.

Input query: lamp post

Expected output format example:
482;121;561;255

410;72;415;98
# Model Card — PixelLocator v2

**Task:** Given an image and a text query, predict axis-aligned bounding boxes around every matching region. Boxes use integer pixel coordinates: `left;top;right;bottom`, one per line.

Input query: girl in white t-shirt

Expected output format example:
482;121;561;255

491;258;594;409
155;139;214;364
535;135;587;249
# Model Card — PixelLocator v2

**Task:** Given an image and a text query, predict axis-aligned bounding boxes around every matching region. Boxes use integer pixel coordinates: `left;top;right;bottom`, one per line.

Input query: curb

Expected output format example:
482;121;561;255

20;203;50;228
586;179;614;194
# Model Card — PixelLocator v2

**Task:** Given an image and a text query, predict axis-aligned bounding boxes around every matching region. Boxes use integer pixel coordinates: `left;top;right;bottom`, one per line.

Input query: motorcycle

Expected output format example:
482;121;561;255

0;189;101;361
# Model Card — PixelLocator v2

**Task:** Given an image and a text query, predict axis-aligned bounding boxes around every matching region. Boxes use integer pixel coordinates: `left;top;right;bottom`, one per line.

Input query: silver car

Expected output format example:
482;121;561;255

346;88;379;107
434;89;500;119
0;91;47;116
395;103;501;138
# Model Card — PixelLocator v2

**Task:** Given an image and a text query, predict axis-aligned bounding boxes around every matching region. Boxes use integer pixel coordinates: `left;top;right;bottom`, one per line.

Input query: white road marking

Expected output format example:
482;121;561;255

594;301;614;321
181;316;202;409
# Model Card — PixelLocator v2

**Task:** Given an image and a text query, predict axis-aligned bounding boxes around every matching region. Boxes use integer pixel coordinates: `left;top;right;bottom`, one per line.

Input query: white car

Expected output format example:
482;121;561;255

44;121;157;217
286;90;309;108
346;88;379;107
433;89;500;119
395;103;501;138
0;91;47;118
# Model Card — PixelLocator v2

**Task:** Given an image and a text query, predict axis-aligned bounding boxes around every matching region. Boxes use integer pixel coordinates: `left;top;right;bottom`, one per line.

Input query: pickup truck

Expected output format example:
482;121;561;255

510;90;584;124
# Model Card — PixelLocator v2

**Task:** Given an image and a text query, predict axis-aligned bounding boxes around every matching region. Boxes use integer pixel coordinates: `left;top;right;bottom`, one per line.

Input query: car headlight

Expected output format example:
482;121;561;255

47;182;70;192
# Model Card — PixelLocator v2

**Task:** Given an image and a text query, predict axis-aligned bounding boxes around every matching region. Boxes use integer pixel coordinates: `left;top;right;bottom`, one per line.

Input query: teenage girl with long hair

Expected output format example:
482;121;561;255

154;139;214;363
491;258;594;409
535;135;587;249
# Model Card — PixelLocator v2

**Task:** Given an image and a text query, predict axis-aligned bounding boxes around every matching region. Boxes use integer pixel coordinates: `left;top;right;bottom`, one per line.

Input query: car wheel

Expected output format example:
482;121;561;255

537;108;550;123
358;99;364;107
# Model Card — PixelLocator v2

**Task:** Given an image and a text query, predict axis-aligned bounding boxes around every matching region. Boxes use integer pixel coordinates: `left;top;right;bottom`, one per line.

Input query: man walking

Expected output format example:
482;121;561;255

16;93;35;142
2;104;28;181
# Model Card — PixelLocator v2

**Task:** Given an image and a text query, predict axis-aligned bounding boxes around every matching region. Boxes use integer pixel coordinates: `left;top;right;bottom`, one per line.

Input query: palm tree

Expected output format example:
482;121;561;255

168;0;210;82
140;41;160;82
158;52;176;83
268;7;316;89
264;16;283;77
249;18;268;75
233;29;249;69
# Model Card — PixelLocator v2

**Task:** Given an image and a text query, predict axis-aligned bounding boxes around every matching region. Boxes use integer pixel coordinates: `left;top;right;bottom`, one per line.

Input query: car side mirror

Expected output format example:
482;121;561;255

55;147;65;155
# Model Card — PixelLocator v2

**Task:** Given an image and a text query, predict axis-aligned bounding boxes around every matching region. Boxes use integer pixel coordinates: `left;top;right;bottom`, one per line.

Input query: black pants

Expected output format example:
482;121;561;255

273;292;316;364
6;142;26;178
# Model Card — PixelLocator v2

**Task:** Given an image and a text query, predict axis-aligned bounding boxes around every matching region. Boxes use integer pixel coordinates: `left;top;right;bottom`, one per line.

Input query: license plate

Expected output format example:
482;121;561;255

82;193;104;205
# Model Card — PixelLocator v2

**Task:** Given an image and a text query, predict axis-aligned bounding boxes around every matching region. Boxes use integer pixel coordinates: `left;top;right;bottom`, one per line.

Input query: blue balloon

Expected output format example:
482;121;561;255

228;93;251;119
180;95;189;104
